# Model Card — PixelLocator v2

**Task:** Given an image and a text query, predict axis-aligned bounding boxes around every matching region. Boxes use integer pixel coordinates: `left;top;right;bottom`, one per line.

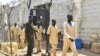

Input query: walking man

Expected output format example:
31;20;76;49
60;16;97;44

62;15;78;56
47;19;60;56
35;22;43;53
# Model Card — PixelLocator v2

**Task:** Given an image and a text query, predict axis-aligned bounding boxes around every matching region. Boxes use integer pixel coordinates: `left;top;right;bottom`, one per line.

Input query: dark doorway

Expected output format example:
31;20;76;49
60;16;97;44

30;8;50;29
30;4;51;55
36;9;50;29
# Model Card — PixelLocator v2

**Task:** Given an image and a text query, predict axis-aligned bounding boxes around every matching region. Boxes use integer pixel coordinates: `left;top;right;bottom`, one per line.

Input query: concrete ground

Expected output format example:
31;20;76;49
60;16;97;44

0;43;100;56
0;40;100;56
0;48;98;56
0;35;100;56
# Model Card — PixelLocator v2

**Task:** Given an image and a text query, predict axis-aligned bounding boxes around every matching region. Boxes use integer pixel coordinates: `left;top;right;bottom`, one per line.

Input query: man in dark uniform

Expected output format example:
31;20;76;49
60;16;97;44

25;16;37;56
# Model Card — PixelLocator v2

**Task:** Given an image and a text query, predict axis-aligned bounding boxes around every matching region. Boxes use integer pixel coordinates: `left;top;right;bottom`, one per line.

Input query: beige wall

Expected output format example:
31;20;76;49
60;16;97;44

79;0;100;45
7;0;100;45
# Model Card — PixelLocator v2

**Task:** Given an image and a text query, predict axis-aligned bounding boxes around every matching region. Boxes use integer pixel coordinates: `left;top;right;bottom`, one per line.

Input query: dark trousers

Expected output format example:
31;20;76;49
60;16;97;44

46;35;49;53
44;28;50;54
26;36;34;56
27;43;33;56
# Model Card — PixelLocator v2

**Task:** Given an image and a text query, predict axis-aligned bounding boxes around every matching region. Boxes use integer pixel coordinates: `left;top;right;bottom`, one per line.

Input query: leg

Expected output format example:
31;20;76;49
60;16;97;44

27;44;32;56
16;35;20;49
27;43;34;56
27;37;34;56
37;40;40;52
51;44;57;56
62;38;69;56
46;34;49;53
21;40;25;48
35;39;38;52
38;40;41;51
70;42;78;56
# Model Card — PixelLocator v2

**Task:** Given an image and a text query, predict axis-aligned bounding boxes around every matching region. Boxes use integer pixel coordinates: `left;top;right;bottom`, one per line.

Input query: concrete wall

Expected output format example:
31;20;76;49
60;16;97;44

79;0;100;45
6;0;100;45
50;0;73;31
9;0;74;31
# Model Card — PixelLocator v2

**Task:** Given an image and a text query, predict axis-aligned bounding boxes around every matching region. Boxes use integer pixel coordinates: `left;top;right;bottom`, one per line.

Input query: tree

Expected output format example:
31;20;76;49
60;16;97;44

0;2;3;26
2;1;18;55
26;0;31;9
19;0;32;25
73;0;83;36
45;0;52;10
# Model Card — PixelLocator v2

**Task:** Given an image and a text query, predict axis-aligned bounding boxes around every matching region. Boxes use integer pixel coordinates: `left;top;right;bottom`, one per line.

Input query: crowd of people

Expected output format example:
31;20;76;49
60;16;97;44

10;23;25;49
10;14;78;56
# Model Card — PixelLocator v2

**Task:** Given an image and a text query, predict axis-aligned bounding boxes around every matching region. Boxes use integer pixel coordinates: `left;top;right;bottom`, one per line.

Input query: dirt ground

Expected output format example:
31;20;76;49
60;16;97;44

10;48;100;56
0;37;100;56
1;48;99;56
0;41;100;56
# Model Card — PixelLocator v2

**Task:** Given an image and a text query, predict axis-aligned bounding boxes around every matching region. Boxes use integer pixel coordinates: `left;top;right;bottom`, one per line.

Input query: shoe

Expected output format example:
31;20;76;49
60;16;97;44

38;50;41;53
23;54;27;56
41;53;48;56
33;52;39;54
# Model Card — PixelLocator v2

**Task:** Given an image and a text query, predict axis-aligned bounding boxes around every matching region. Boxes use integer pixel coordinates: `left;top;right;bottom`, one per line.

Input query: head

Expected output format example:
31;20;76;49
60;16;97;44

67;14;73;22
21;26;23;29
52;19;56;26
28;15;33;23
37;21;41;27
14;23;17;27
23;24;25;27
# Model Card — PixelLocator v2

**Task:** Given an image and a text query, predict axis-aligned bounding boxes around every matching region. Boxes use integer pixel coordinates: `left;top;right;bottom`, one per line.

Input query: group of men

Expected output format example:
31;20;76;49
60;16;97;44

10;23;25;49
10;14;78;56
46;14;78;56
10;19;43;56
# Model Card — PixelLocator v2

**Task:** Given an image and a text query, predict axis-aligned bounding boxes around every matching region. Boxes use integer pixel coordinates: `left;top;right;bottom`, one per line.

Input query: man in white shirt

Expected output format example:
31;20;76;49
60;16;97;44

62;15;78;56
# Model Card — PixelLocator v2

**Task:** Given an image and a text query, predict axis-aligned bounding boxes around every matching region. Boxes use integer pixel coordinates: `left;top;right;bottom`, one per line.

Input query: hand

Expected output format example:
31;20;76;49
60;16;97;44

69;36;75;40
43;29;45;34
69;38;74;42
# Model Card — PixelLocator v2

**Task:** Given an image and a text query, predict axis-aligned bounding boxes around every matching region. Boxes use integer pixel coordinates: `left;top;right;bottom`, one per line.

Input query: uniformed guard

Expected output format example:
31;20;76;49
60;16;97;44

62;15;78;56
25;16;37;56
47;19;60;56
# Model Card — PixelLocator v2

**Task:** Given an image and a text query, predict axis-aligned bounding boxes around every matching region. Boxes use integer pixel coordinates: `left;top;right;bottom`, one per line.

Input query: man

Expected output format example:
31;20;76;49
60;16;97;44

25;16;37;56
10;24;14;41
11;23;20;42
34;22;43;54
10;23;21;49
47;19;60;56
19;26;25;49
62;15;78;56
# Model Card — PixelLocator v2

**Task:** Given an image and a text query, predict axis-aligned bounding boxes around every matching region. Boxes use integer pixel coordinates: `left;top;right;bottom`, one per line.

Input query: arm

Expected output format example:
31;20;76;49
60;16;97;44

47;26;50;37
31;24;38;32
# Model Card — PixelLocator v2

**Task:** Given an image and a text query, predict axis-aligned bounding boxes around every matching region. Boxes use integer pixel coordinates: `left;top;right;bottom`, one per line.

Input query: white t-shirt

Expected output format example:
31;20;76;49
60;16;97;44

64;21;75;38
